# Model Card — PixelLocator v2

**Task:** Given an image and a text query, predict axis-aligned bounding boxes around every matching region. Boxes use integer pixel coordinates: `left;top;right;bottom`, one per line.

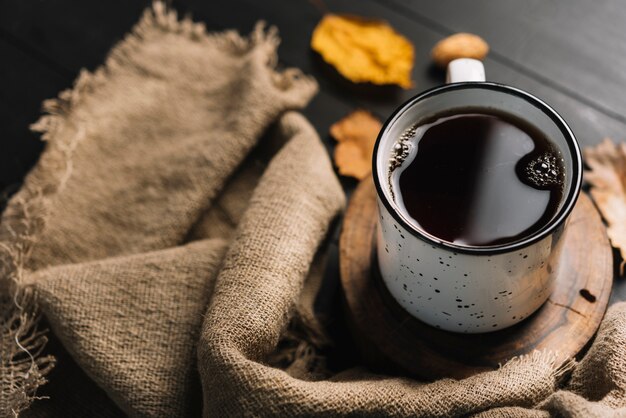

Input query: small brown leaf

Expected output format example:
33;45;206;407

431;33;489;68
330;110;382;179
311;14;414;88
585;138;626;274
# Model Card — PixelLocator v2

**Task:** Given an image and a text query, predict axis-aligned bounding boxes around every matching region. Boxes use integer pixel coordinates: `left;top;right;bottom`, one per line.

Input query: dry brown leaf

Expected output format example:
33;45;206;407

584;138;626;274
431;33;489;68
311;14;414;88
330;110;382;179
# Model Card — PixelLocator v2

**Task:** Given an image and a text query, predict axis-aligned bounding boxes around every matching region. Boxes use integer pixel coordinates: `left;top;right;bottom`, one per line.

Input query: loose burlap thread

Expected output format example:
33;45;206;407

2;3;626;417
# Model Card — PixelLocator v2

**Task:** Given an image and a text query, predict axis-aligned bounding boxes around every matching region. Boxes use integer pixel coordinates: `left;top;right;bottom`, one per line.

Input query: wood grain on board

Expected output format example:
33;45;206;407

383;0;626;125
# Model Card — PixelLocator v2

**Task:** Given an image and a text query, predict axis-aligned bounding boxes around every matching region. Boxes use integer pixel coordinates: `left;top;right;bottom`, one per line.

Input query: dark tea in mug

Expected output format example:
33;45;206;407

387;109;566;247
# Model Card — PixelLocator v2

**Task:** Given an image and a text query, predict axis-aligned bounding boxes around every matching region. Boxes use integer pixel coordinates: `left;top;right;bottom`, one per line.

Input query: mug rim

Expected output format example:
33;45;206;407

372;81;583;255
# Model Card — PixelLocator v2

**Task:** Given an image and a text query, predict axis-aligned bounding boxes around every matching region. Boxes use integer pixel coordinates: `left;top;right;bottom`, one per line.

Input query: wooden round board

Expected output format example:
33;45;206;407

340;177;613;380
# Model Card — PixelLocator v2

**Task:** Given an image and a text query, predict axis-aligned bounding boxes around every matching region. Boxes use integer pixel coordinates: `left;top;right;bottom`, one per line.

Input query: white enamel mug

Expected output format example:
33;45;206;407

374;59;583;333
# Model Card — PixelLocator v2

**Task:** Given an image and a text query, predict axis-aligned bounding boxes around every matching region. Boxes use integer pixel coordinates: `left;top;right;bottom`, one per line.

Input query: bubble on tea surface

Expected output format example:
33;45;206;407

524;152;565;188
387;125;417;200
389;126;416;171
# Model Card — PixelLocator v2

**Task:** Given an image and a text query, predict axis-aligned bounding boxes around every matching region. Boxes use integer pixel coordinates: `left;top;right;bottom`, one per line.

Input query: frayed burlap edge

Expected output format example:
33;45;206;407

502;350;576;386
0;181;59;416
0;288;54;417
0;2;315;414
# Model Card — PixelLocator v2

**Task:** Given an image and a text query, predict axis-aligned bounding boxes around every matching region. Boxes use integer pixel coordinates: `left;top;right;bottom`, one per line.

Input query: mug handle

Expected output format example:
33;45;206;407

446;58;486;83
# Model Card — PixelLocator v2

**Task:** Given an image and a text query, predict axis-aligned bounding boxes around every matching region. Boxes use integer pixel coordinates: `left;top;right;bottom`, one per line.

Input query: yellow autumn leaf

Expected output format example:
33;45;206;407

311;14;414;88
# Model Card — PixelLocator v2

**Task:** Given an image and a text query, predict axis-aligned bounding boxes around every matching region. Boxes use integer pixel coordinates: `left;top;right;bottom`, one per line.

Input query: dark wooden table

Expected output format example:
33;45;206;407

1;0;625;347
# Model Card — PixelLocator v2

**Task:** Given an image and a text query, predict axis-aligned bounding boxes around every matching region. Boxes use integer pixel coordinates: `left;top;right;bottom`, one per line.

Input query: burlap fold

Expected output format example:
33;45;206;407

2;3;626;417
26;240;228;417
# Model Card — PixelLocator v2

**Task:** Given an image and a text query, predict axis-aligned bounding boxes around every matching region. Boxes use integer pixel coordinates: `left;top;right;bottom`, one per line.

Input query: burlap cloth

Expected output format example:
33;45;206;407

1;3;626;417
